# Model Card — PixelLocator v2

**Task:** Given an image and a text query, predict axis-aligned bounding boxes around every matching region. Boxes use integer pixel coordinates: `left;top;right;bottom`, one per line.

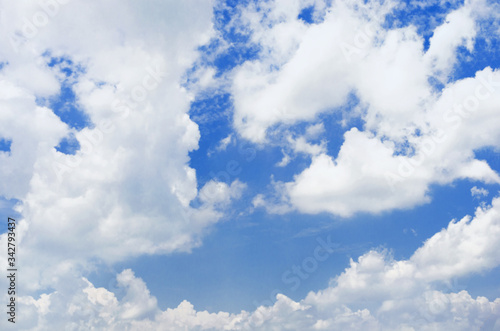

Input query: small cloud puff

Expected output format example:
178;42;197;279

471;186;489;198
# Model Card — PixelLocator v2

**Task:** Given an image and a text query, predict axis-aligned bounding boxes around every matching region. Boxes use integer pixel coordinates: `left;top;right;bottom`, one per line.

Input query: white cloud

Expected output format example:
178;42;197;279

0;0;252;298
305;123;325;140
287;135;326;157
230;0;395;142
424;4;476;79
252;180;294;215
285;129;432;216
9;197;500;330
276;150;291;167
216;134;233;151
199;179;247;207
231;0;500;216
411;198;500;281
471;186;489;198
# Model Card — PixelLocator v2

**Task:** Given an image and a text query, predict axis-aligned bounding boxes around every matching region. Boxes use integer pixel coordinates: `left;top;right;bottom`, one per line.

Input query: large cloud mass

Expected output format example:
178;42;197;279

0;0;248;295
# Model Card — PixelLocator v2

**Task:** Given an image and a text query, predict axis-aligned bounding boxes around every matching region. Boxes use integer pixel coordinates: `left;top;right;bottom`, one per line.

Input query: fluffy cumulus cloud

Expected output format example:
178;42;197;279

229;0;500;217
0;0;252;304
10;196;500;330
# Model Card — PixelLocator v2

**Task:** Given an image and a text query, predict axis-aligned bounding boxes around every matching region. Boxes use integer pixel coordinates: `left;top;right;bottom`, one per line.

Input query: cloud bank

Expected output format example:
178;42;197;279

11;196;500;330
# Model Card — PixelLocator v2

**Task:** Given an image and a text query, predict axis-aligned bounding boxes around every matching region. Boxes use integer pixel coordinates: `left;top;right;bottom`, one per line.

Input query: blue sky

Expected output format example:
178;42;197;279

1;0;500;330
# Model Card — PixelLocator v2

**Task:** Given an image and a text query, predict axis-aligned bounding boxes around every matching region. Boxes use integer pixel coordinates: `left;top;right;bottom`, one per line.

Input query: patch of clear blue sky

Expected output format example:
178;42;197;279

55;133;80;155
0;63;12;154
0;141;16;234
0;138;12;153
0;198;21;233
90;0;500;314
194;0;260;78
39;55;89;154
298;5;315;24
452;38;500;80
